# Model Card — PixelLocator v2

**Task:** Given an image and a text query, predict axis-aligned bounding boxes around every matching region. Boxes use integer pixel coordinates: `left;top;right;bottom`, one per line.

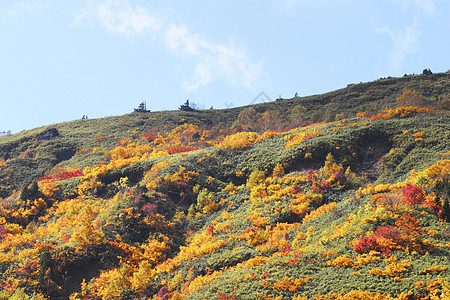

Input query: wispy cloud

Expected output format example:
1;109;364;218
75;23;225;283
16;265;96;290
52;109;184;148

283;0;300;9
165;24;263;91
75;0;163;37
376;20;421;74
392;0;436;16
76;0;263;91
375;0;438;74
7;1;48;16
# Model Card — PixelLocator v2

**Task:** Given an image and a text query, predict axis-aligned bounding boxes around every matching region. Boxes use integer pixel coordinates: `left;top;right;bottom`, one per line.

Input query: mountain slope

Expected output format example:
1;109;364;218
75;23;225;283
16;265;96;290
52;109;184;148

0;73;449;299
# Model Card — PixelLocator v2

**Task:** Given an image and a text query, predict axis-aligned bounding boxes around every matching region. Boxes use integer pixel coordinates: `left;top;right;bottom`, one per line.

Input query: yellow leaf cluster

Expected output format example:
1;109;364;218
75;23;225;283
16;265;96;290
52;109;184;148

182;270;223;295
369;259;411;277
262;276;312;293
177;230;227;261
327;254;355;268
290;192;322;218
284;128;323;148
246;213;268;228
39;181;59;198
242;255;269;268
423;265;448;273
303;202;337;223
216;131;258;150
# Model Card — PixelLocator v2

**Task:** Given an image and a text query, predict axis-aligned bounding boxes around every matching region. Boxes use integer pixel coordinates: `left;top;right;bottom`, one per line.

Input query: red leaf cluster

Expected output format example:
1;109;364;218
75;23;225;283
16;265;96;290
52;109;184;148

38;170;84;182
166;146;201;155
402;183;425;206
142;133;156;141
353;236;382;253
157;286;172;300
373;225;401;241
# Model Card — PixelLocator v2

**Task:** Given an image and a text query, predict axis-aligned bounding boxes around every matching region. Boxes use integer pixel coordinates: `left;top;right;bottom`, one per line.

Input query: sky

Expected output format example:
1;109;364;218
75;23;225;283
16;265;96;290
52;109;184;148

0;0;449;133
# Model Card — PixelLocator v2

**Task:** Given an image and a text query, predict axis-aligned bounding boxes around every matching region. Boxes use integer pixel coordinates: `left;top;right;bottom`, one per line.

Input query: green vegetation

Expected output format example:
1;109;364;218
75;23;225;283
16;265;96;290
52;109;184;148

0;72;449;299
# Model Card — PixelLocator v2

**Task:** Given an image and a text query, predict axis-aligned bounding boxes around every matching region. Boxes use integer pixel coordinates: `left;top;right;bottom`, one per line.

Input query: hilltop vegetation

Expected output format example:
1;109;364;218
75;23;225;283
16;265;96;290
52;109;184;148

0;73;449;299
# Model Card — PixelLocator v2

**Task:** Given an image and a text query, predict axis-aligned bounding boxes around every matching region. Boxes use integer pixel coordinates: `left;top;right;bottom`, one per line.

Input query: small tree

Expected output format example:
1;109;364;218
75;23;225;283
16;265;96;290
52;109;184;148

134;101;149;112
70;206;104;249
396;88;424;107
179;99;194;111
256;110;283;132
246;169;265;189
234;107;258;131
20;180;41;201
290;104;307;123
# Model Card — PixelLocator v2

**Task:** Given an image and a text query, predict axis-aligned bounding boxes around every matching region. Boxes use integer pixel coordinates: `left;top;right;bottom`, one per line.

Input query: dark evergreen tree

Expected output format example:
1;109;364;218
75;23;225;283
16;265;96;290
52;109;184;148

134;101;149;112
442;198;450;222
434;178;450;198
179;99;194;111
20;185;30;201
20;180;40;201
434;195;441;209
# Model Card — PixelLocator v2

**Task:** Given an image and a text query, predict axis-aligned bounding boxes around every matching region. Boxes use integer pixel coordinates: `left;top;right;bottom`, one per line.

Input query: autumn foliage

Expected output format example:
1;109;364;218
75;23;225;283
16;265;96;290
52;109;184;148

0;75;449;300
402;183;425;206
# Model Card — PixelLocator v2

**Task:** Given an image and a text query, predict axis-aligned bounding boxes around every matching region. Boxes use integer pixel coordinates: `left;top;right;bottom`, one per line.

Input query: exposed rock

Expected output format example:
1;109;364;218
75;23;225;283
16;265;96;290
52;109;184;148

37;127;60;141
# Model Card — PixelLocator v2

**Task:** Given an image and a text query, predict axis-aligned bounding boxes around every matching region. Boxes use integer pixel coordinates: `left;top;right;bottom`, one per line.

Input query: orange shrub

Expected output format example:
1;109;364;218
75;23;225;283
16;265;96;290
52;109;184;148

370;106;433;121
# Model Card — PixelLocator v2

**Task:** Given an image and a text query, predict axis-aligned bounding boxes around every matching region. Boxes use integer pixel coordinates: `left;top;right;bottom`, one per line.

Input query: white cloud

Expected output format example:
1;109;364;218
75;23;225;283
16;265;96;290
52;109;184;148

376;19;421;73
166;24;263;91
392;0;436;16
77;0;263;91
283;0;299;9
76;0;163;37
376;0;440;74
165;24;207;56
7;1;47;16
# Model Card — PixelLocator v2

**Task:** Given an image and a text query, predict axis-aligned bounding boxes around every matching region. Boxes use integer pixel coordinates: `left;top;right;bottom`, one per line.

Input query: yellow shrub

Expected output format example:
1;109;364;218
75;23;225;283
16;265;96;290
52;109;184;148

284;128;323;148
369;260;411;277
39;181;59;198
327;254;355;268
246;213;268;228
423;265;447;273
242;256;268;268
216;131;258;150
247;169;265;189
93;265;133;300
70;206;104;249
261;276;312;293
303;202;337;223
272;164;285;177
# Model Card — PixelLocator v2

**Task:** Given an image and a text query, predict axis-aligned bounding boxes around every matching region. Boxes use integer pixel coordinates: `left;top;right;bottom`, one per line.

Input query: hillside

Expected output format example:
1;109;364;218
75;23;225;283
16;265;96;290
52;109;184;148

0;73;449;299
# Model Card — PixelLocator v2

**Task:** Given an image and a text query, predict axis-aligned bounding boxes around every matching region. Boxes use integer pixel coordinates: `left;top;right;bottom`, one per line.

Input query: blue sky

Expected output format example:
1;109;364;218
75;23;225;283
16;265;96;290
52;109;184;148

0;0;449;133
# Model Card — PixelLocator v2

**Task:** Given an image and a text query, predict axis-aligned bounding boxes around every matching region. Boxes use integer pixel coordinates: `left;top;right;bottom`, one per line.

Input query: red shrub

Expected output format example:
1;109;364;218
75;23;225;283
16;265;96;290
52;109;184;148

157;286;172;300
142;133;156;141
0;225;6;241
333;169;346;185
353;236;382;253
402;183;425;206
166;146;201;155
219;292;238;300
38;169;84;182
141;203;157;217
306;169;317;182
292;184;302;194
373;225;401;241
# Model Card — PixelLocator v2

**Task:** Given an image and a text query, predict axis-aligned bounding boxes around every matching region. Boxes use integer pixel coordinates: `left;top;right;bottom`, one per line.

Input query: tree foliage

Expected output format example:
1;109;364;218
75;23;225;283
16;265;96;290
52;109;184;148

396;88;424;107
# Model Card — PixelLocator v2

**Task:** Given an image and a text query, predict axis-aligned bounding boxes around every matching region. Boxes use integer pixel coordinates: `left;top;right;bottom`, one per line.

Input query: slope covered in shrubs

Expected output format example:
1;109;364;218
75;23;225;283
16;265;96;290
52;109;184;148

0;73;449;299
